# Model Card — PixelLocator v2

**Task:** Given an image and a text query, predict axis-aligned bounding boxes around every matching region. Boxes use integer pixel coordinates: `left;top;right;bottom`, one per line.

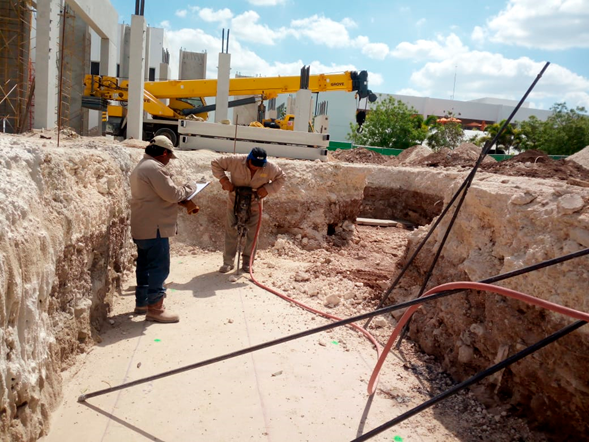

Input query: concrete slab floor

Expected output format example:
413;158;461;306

41;252;460;442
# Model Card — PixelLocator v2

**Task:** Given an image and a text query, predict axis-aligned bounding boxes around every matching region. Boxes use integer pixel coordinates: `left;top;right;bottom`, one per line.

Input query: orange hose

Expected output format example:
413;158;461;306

246;201;383;357
367;281;589;395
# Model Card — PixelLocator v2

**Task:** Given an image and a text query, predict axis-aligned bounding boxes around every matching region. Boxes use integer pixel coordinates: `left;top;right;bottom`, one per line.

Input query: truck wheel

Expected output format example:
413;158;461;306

154;128;178;147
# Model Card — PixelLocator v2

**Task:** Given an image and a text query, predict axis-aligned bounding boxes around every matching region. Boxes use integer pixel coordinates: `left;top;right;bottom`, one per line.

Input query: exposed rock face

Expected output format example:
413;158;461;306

172;153;369;251
383;171;589;439
1;134;587;441
0;138;134;441
0;138;370;441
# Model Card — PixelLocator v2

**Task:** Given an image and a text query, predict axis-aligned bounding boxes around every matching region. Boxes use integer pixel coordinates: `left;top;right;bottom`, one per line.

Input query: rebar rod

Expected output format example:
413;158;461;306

77;247;588;402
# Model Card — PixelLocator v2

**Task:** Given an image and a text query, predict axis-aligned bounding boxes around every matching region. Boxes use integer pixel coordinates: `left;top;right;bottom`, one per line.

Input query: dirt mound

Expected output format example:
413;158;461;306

330;147;390;164
392;145;433;166
480;149;589;185
121;138;149;149
414;143;495;168
568;145;589;170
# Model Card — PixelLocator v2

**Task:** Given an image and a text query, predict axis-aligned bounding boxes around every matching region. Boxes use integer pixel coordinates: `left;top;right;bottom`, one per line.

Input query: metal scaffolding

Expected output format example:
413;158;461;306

0;0;33;133
57;3;90;141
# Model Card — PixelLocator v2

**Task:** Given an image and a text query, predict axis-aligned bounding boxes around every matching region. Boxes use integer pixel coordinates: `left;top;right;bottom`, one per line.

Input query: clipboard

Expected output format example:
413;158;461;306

187;182;210;200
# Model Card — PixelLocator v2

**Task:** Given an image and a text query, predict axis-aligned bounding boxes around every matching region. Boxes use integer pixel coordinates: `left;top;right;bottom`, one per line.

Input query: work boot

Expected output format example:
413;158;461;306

242;264;251;273
146;299;179;323
219;264;234;273
134;305;148;314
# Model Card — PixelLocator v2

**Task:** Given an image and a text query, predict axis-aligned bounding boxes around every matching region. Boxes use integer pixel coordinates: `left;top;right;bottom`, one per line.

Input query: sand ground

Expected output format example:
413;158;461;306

41;252;461;442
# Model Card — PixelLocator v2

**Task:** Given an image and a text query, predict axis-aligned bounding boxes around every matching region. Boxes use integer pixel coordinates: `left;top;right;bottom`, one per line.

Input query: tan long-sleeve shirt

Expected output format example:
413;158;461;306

211;154;285;207
130;154;196;239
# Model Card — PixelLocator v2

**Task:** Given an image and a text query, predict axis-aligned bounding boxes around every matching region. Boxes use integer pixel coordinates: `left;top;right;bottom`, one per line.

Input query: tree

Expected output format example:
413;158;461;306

480;120;523;154
347;97;428;149
425;112;464;151
518;115;544;151
538;103;589;155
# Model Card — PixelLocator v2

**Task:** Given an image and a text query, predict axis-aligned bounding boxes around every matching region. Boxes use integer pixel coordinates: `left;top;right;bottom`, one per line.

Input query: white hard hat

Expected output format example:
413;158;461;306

150;135;177;158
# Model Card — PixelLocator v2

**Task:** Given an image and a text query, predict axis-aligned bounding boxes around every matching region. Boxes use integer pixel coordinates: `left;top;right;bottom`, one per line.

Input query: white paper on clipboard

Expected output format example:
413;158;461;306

187;182;210;200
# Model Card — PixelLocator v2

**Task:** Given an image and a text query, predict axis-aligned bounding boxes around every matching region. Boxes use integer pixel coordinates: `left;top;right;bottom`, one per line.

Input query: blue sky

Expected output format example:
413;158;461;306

110;0;589;111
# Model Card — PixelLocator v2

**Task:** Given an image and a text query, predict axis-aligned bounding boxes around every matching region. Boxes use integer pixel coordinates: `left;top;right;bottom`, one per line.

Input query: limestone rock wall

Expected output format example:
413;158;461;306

0;138;135;441
2;135;586;440
170;152;370;250
0;140;370;441
375;168;589;439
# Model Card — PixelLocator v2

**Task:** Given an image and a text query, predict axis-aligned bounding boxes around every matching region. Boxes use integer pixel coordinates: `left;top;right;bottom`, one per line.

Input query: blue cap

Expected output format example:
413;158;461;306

247;147;267;167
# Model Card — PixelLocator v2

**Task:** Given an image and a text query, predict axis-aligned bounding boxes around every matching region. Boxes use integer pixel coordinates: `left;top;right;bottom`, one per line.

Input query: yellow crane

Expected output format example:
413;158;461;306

82;70;375;145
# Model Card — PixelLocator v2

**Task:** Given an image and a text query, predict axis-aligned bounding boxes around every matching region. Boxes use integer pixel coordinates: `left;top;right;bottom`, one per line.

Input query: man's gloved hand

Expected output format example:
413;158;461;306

178;200;200;215
256;187;268;199
220;177;235;192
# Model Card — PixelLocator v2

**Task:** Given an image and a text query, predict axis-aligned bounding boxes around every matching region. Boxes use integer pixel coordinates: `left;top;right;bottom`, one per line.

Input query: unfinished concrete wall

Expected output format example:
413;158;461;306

179;50;207;80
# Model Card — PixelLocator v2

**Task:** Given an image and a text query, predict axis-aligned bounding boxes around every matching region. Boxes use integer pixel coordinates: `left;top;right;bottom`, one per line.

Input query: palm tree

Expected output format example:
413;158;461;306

481;120;523;154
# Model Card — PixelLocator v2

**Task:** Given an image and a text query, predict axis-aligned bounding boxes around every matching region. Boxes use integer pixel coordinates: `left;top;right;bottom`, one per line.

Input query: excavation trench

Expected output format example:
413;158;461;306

1;136;588;441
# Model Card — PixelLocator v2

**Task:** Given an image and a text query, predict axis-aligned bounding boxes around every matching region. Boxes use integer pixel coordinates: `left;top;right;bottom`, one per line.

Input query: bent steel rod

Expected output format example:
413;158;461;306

352;320;587;442
78;247;588;402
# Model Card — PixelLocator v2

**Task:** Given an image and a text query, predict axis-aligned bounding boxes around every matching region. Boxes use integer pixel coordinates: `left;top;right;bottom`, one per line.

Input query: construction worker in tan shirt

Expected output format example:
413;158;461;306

211;147;285;273
130;135;199;323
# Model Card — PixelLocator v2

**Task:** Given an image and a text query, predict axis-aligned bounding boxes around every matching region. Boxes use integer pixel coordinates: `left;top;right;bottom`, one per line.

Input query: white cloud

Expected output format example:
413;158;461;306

164;27;366;83
390;33;468;61
287;15;390;59
361;42;390;60
416;18;426;27
564;91;589;110
388;33;589;107
289;15;355;48
486;0;589;50
396;88;426;96
368;72;384;87
341;18;358;29
160;20;170;29
175;9;187;18
409;49;589;106
248;0;287;5
231;11;286;45
199;7;233;25
471;26;487;45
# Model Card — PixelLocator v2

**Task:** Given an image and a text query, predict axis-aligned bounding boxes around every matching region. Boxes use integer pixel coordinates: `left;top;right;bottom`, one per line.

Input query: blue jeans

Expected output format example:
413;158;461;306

133;232;170;307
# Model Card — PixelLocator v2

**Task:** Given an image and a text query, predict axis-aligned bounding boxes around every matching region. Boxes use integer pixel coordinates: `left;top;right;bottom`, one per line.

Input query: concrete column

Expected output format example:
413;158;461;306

215;52;230;123
143;27;151;81
34;0;62;129
294;89;312;132
127;14;146;140
119;25;131;79
100;38;117;76
314;114;329;134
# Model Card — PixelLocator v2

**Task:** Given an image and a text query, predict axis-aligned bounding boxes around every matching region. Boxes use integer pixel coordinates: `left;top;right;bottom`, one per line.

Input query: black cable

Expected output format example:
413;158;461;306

365;62;550;334
352;320;586;441
77;247;587;402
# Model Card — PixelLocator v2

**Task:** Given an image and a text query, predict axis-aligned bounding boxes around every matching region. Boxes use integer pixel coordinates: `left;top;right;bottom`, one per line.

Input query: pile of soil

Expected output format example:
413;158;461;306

480;149;589;185
414;144;495;168
392;145;432;166
331;147;390;165
568;145;589;169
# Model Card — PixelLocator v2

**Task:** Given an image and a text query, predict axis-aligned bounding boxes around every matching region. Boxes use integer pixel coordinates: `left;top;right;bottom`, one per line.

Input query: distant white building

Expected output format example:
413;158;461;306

277;91;554;142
